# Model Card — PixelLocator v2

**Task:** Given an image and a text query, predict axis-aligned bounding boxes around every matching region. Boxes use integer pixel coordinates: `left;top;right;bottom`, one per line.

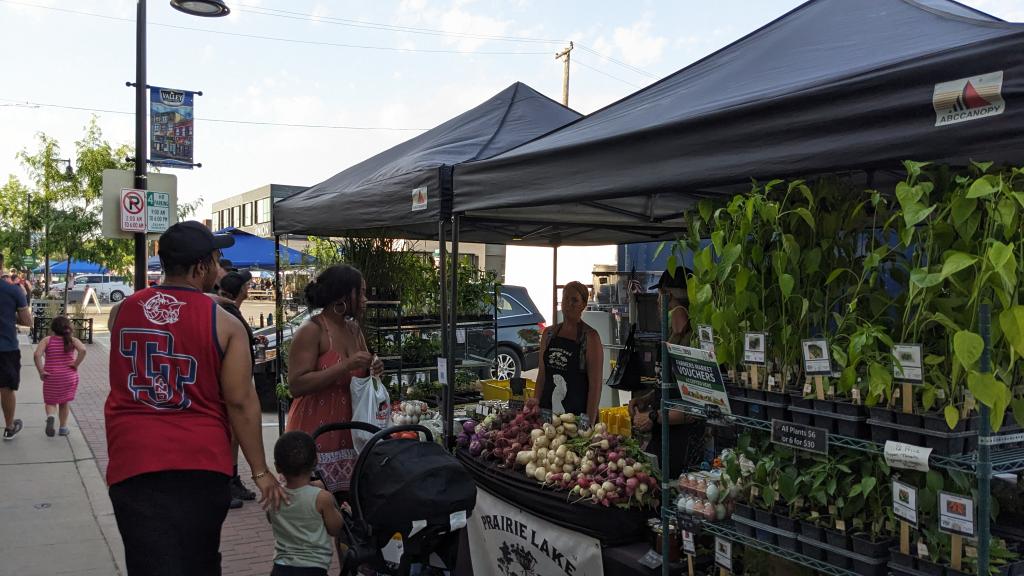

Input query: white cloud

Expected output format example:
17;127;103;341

438;8;511;52
310;2;330;25
610;16;667;67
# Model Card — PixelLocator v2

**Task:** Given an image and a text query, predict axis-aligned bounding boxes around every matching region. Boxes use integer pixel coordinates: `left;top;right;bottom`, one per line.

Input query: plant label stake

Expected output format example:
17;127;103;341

750;365;760;390
901;383;913;415
951;534;963;571
893;479;918;555
682;529;695;576
801;338;831;399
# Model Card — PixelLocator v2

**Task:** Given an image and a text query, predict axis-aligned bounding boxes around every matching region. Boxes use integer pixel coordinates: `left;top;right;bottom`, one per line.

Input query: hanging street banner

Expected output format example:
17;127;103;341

468;488;604;576
665;343;730;416
150;87;195;169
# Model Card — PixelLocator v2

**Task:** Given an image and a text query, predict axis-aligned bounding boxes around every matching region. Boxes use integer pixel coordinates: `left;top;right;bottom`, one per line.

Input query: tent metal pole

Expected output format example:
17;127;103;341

439;219;449;360
977;303;992;574
660;295;671;576
552;245;559;324
446;216;461;448
274;234;285;436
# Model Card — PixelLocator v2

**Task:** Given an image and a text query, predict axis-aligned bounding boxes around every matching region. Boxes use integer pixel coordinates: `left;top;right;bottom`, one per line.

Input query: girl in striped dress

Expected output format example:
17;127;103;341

32;316;87;437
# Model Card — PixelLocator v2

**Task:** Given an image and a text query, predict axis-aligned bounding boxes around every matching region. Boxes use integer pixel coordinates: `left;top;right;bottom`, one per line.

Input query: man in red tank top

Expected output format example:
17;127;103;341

106;221;285;576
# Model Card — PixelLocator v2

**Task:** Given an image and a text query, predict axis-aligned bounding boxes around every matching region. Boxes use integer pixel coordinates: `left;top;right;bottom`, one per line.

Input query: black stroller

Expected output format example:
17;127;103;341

312;422;477;576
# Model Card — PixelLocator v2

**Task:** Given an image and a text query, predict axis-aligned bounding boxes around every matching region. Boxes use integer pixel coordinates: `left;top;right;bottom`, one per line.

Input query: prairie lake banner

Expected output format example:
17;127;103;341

468;488;604;576
150;87;195;169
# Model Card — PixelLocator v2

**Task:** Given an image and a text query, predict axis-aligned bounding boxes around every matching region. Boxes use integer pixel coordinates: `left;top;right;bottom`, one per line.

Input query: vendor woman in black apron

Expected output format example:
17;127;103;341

629;267;707;478
534;281;604;425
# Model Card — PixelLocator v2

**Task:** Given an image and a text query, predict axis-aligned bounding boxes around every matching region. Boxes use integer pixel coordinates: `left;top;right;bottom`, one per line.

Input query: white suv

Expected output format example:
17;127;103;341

53;274;134;303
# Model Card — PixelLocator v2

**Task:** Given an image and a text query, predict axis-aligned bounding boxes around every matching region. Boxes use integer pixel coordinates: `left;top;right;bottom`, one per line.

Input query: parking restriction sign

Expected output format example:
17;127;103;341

146;190;171;233
121;188;147;232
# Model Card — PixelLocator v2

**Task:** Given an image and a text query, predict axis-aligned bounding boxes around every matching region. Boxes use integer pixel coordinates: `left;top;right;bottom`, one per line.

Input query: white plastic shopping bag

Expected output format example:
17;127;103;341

350;374;391;452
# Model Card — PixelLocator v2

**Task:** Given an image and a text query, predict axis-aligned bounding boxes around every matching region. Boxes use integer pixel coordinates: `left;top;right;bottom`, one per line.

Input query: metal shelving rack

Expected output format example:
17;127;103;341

701;521;858;576
364;301;496;403
658;304;1019;575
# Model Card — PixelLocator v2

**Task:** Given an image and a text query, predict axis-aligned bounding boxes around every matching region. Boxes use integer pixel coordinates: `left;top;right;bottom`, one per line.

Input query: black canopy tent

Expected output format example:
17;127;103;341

443;2;1023;573
273;81;581;239
271;81;581;444
454;0;1024;239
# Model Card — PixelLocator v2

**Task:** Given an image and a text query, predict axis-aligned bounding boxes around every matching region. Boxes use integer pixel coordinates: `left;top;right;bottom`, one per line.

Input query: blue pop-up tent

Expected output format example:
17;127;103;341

33;260;109;275
148;228;309;270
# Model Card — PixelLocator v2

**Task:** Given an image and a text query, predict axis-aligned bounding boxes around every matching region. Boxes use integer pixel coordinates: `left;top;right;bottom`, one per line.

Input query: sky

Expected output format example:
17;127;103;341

2;0;1021;221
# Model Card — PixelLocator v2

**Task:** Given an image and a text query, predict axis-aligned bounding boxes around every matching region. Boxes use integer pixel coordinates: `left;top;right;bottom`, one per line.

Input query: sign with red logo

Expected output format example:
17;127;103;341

933;71;1005;127
121;188;147;233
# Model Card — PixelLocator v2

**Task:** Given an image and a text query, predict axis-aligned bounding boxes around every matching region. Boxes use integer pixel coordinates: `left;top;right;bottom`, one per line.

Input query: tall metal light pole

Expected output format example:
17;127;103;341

133;0;229;290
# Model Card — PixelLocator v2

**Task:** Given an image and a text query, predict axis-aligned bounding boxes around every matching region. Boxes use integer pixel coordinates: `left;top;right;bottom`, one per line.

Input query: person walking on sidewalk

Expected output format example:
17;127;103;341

33;315;86;437
105;221;286;576
1;253;32;440
218;269;260;507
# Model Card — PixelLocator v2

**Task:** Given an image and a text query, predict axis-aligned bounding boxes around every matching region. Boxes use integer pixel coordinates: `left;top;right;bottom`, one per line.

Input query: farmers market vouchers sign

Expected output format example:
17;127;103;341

468;488;604;576
666;343;731;416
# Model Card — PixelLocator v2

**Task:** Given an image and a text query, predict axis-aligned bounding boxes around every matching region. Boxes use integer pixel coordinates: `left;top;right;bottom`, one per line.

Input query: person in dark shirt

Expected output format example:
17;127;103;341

1;254;33;440
629;267;706;478
218;270;260;507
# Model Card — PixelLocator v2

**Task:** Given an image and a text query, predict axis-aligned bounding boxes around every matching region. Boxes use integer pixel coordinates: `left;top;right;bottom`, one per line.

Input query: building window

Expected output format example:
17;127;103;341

257;197;271;224
243;203;253;226
232;206;241;228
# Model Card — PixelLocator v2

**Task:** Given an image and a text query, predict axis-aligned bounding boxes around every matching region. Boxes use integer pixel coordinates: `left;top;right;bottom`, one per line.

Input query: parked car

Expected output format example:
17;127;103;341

487;285;545;380
250;285;545;411
49;274;134;303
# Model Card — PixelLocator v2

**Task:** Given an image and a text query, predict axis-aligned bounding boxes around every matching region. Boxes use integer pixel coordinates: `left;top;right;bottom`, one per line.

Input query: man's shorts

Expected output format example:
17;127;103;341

0;349;21;391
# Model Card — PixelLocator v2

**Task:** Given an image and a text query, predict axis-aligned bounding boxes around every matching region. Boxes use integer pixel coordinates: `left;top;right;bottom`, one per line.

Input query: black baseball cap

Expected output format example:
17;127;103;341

219;270;252;298
652;266;690;292
158;221;235;268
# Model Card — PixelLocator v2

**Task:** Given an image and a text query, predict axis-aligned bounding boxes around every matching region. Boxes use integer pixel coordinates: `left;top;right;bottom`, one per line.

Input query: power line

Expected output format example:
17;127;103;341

235;3;562;44
575;44;660;79
572;58;643;89
0;99;430;131
235;2;661;79
0;0;550;55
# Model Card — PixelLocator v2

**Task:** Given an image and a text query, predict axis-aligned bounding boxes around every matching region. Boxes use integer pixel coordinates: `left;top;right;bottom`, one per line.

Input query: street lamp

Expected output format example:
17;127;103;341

133;0;228;290
55;158;74;178
170;0;230;17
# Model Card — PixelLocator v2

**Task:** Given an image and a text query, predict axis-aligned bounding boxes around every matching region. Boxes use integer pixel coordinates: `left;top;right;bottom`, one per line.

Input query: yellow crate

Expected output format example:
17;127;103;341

481;378;536;401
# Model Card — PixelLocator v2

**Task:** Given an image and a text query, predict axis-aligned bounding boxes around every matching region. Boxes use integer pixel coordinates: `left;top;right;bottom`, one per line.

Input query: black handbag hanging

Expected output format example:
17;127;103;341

606;323;644;391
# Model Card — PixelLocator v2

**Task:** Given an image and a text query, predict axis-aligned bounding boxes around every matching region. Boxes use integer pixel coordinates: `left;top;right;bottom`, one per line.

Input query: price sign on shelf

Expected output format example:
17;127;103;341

771;419;829;455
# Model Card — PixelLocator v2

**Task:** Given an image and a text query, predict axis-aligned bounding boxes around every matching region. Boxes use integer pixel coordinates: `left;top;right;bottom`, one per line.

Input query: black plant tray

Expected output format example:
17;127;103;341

798;533;889;568
789;405;869;440
866;418;976;456
731;395;787;422
888;561;952;576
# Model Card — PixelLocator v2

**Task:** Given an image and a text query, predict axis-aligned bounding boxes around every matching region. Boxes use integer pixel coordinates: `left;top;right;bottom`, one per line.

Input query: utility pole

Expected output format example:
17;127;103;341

555;41;573;107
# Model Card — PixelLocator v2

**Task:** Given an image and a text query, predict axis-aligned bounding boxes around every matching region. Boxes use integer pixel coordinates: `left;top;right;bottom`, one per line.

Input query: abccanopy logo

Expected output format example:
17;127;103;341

933;71;1005;127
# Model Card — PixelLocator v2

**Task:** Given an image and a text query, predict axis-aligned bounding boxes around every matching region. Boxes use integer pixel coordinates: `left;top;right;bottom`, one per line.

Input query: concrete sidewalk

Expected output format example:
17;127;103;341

0;337;123;576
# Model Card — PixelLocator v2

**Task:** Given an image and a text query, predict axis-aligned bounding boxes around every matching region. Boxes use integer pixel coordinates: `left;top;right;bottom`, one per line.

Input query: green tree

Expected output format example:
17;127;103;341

2;118;198;279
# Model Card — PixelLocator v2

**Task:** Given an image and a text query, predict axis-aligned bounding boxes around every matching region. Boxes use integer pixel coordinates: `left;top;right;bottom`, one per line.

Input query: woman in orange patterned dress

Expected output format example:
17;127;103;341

285;265;383;496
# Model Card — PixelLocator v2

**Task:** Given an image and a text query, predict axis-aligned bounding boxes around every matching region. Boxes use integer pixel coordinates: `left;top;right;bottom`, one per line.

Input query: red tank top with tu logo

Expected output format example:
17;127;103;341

105;286;231;485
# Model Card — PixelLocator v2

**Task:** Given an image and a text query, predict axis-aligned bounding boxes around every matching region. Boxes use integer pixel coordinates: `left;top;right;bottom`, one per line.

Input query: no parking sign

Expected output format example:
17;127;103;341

120;188;147;233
